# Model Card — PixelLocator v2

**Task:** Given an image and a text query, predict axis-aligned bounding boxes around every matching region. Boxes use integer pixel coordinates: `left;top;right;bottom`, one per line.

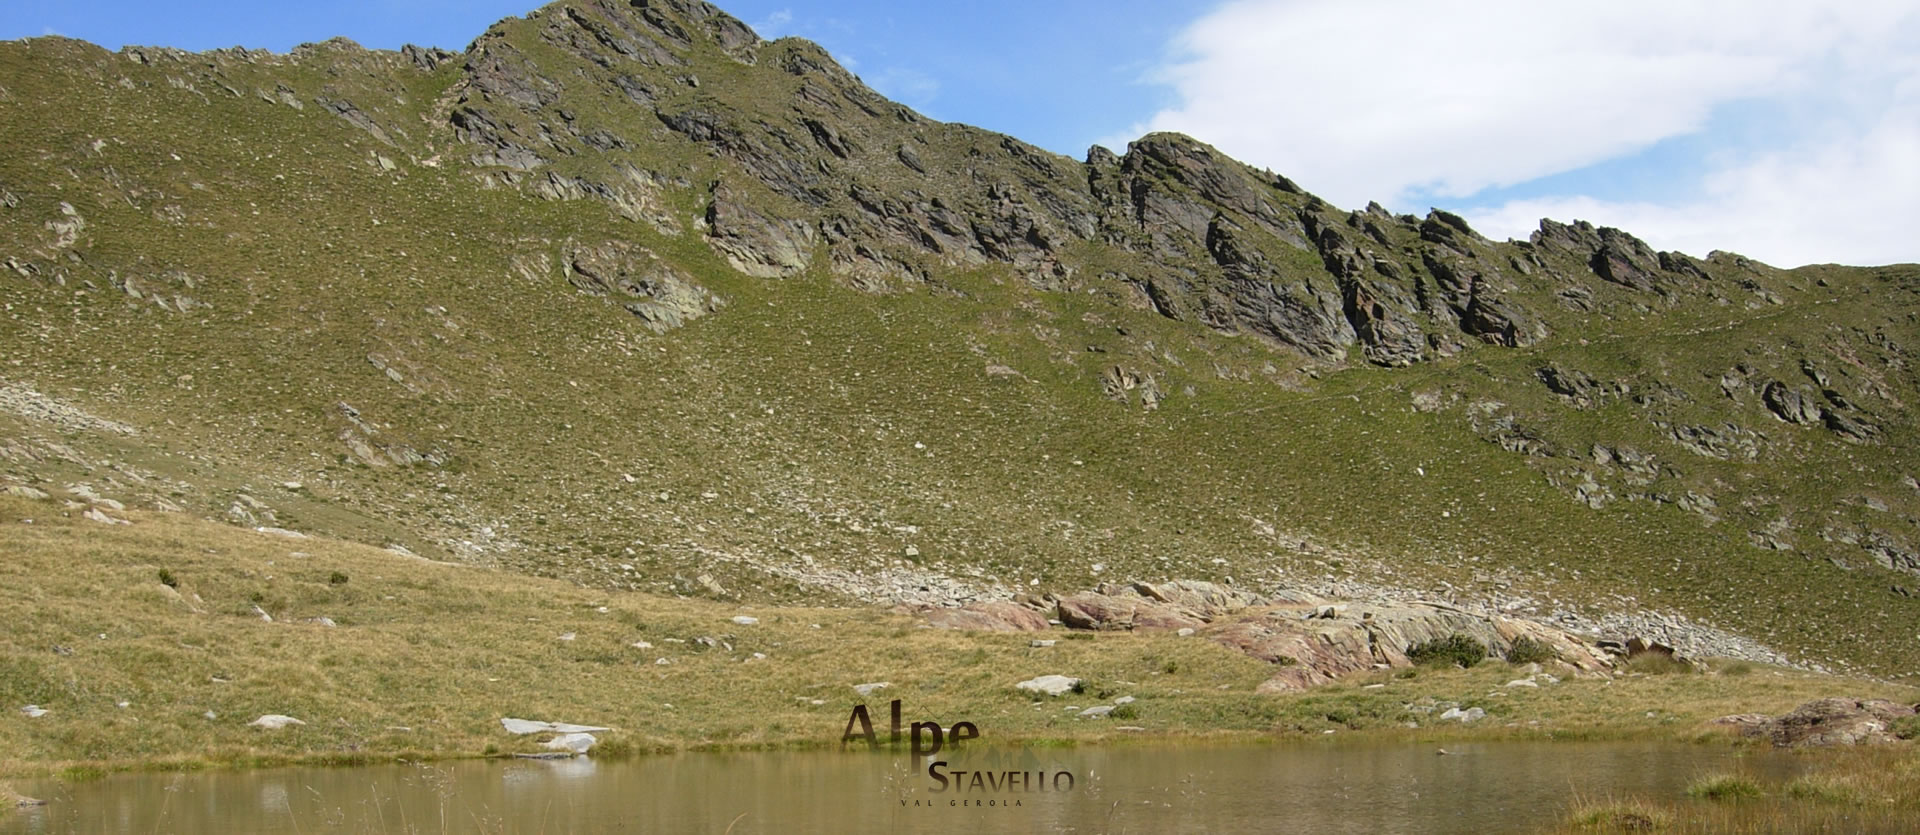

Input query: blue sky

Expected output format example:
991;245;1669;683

6;1;1916;266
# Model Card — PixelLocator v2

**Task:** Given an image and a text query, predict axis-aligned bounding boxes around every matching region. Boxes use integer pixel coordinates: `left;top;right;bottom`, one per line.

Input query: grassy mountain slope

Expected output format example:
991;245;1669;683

2;0;1918;678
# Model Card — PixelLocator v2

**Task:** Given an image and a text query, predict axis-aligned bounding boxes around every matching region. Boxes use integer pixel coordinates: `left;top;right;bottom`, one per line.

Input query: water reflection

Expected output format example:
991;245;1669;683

2;741;1802;834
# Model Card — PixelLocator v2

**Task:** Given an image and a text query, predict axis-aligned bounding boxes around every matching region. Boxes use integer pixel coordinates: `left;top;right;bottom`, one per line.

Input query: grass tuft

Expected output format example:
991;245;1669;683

1566;797;1671;830
1783;773;1865;805
1622;654;1693;676
1686;772;1763;801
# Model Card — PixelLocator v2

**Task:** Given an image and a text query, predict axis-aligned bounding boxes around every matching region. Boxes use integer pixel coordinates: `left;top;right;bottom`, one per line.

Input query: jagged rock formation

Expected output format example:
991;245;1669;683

298;0;1806;368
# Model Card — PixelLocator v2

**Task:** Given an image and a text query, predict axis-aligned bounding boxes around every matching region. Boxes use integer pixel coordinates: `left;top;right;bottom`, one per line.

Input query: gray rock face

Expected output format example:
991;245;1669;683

704;182;817;277
565;240;725;332
1762;381;1824;425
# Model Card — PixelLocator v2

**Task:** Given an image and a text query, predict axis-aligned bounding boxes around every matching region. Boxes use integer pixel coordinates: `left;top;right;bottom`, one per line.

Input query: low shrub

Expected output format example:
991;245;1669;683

1408;633;1487;669
1506;636;1558;665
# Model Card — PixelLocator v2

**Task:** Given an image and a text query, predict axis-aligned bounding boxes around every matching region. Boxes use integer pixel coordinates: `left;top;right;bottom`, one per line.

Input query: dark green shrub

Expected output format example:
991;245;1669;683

1506;636;1558;665
157;569;177;588
1407;633;1487;668
328;571;350;585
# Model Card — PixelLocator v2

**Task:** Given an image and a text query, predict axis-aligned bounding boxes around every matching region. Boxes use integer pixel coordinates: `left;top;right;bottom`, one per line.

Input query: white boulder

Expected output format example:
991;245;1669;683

249;714;306;730
1016;675;1081;697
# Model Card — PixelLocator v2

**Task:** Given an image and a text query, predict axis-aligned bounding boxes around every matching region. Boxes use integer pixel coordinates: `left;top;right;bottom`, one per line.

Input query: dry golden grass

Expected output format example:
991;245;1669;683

1;494;1914;780
1552;745;1920;832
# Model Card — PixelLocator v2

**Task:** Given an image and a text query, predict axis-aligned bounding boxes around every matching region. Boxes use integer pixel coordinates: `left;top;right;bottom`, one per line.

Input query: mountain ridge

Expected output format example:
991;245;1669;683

3;0;1919;677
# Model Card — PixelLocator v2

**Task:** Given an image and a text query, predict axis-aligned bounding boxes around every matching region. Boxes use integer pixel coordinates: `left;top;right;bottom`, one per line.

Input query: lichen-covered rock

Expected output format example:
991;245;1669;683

923;601;1050;632
704;182;816;277
1715;698;1919;748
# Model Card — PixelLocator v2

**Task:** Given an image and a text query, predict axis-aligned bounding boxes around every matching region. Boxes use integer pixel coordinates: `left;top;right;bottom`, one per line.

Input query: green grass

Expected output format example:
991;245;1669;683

1622;655;1695;676
1565;796;1671;830
0;0;1919;705
1554;747;1920;832
1685;773;1764;801
0;497;1914;777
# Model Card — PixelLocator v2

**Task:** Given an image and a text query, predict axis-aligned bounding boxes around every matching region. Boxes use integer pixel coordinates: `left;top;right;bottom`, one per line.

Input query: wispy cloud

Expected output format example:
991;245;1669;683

870;66;939;110
753;9;793;40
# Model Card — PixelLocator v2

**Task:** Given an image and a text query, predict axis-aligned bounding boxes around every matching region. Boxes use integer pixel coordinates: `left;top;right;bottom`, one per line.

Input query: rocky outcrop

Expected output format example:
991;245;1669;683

1055;580;1259;631
921;580;1610;693
393;0;1843;386
564;240;724;331
922;601;1049;632
1214;598;1610;693
1713;698;1919;747
704;182;816;277
1762;381;1824;425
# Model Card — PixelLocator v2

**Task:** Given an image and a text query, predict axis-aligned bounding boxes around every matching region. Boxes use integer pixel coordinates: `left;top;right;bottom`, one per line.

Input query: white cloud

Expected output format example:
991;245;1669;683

1122;0;1920;265
753;9;793;39
1471;92;1920;267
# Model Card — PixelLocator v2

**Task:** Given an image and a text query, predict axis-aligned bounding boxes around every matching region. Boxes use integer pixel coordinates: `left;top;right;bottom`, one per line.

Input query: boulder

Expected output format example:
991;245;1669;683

1762;381;1824;425
1015;675;1080;697
852;682;889;697
501;718;611;735
1718;698;1919;748
543;732;600;754
248;714;306;730
82;507;129;525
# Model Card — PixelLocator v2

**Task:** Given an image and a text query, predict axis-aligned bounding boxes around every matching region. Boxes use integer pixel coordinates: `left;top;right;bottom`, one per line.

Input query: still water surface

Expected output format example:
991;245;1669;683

2;741;1804;833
